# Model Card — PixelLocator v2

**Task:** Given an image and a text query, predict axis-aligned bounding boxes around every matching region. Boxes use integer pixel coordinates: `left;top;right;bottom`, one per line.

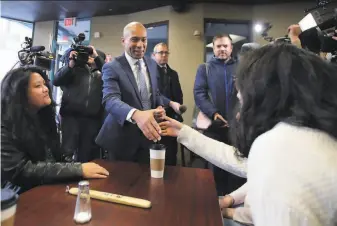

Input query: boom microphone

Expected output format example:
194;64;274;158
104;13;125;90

30;46;45;52
179;105;187;114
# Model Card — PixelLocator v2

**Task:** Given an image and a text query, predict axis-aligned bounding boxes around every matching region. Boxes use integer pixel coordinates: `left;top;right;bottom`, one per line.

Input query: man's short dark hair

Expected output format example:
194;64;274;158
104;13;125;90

212;34;233;45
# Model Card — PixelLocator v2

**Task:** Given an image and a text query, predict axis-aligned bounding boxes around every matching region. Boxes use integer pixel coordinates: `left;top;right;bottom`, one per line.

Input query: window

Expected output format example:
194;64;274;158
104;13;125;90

145;21;169;57
0;18;33;80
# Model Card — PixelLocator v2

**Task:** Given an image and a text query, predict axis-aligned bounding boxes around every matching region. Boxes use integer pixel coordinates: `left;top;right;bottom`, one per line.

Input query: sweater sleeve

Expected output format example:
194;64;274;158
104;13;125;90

233;206;254;226
177;125;247;178
229;183;248;205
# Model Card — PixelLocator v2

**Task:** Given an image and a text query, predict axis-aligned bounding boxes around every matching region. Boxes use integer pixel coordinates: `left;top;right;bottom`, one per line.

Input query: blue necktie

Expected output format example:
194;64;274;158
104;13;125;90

135;60;151;110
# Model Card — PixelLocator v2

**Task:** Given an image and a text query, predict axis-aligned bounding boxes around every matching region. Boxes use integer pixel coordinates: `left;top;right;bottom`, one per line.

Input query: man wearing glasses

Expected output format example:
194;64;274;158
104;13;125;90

152;43;183;166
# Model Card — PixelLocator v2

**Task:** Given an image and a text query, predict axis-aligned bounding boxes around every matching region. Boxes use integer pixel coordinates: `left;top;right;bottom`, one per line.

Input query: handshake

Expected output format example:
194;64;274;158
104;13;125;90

131;101;186;142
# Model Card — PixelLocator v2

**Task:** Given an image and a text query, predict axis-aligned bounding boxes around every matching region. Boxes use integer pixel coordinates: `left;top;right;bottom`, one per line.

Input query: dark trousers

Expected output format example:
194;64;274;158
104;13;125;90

107;135;151;164
203;127;246;196
61;116;102;163
159;136;178;166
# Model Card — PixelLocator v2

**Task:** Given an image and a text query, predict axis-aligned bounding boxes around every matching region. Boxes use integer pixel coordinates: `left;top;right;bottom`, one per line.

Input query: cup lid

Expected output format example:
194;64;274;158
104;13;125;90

1;188;18;210
78;181;89;186
150;143;166;150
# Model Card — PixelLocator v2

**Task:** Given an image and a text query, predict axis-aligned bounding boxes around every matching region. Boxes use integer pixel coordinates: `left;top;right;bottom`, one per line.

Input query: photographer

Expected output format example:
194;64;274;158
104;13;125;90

288;24;337;60
53;45;105;163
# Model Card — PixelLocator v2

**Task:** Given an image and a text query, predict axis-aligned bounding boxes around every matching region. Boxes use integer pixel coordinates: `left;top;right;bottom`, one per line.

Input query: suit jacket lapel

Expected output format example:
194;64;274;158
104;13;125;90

118;54;142;105
144;57;157;106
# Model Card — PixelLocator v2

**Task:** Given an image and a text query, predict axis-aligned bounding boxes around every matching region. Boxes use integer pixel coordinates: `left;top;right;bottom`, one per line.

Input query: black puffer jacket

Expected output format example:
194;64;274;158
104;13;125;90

1;123;83;193
53;56;104;117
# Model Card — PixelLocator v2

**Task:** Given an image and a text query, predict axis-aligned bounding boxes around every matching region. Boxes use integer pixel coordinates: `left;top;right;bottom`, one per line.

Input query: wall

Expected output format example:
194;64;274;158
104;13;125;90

33;20;55;51
89;14;128;58
164;4;204;123
203;3;253;20
252;2;313;44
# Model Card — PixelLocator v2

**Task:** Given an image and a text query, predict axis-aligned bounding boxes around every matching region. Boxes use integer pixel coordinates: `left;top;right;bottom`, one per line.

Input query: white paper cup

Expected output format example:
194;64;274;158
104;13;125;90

1;188;18;226
149;144;166;178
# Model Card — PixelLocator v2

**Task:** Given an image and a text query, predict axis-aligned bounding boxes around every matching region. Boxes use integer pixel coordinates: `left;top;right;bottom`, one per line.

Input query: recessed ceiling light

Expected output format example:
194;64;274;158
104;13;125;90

109;9;112;11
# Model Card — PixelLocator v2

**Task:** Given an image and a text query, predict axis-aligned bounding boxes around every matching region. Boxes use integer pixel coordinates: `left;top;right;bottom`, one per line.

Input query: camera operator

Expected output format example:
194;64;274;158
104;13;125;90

287;24;337;60
53;45;106;163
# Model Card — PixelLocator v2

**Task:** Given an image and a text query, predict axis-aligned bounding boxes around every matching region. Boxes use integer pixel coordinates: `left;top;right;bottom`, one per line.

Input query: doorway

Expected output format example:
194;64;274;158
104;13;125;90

144;21;169;57
204;19;252;62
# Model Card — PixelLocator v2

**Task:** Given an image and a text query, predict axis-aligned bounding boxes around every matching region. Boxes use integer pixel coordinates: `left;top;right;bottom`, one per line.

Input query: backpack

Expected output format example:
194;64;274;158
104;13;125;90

192;63;213;129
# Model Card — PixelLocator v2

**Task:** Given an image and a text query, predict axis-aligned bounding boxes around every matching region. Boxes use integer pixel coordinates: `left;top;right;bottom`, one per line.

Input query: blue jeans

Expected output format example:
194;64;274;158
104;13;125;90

223;218;245;226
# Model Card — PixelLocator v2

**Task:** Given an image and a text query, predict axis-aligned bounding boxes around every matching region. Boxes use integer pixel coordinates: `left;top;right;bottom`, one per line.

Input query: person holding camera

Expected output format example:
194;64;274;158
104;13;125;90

53;45;106;163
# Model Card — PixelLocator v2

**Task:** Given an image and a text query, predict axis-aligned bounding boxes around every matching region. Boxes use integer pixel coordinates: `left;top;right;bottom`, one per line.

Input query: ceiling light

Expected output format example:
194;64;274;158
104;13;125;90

254;24;263;33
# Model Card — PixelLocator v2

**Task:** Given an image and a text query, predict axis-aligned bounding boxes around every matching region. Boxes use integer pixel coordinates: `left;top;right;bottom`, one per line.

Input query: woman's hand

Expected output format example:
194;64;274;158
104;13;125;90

81;162;109;179
219;195;234;209
159;116;183;137
222;208;235;219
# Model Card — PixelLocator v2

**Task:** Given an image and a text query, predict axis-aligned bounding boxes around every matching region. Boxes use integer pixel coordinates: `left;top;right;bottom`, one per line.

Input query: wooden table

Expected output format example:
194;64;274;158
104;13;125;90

14;160;223;226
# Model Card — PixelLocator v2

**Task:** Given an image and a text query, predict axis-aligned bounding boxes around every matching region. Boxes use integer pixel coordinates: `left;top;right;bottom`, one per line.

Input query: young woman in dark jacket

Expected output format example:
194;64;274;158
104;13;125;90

1;66;109;193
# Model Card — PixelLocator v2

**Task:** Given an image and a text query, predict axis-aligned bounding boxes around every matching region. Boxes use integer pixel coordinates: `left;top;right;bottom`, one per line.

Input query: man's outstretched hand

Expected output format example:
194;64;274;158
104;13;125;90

132;108;165;142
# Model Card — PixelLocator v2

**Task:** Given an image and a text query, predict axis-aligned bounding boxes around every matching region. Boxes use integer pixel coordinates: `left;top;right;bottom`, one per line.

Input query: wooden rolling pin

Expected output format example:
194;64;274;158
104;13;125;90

67;187;151;209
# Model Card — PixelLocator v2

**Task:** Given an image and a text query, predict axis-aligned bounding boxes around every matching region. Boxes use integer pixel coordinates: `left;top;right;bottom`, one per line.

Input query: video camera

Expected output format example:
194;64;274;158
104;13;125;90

70;33;93;66
256;0;337;60
299;0;337;55
17;37;54;71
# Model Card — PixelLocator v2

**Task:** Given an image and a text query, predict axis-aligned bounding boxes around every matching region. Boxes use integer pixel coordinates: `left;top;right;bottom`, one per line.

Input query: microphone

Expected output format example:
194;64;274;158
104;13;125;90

30;46;45;52
179;105;187;114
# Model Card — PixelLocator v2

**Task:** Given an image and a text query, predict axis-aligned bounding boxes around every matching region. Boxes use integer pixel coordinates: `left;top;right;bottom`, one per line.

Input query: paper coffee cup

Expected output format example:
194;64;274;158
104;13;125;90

1;188;18;226
150;144;166;178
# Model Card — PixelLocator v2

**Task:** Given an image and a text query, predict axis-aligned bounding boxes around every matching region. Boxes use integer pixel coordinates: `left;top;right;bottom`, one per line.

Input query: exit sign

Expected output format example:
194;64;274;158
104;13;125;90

64;17;76;27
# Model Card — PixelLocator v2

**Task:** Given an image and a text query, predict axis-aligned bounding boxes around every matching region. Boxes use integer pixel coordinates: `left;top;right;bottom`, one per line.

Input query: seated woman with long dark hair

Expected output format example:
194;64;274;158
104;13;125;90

160;43;337;225
1;66;109;193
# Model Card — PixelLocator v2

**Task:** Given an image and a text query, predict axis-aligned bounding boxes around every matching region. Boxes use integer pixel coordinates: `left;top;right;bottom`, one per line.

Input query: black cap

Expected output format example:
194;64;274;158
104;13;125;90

150;143;166;150
1;188;18;210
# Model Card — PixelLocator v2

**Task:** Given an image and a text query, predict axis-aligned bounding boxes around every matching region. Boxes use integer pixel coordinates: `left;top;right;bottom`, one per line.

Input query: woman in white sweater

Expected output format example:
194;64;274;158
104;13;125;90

160;43;337;226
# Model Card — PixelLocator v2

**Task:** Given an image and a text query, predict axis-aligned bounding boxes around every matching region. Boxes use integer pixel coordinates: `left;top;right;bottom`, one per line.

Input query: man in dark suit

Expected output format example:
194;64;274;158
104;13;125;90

152;43;183;165
95;22;182;163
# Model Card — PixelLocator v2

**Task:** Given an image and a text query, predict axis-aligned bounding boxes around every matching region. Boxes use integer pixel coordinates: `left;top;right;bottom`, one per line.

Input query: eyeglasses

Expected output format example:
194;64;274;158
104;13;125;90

155;51;170;55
